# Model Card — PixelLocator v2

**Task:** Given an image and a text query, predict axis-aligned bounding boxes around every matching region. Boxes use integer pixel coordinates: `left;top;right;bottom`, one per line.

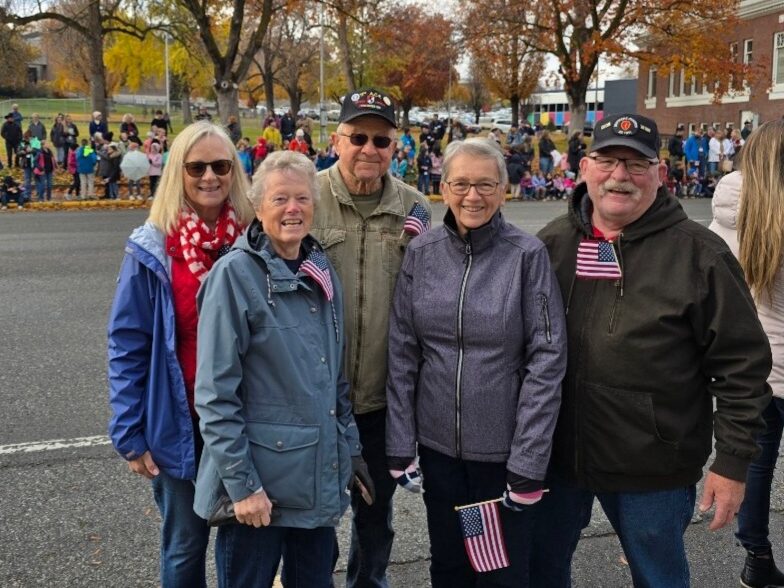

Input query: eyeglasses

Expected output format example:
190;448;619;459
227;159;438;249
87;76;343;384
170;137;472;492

183;159;233;178
444;180;500;196
337;132;394;149
586;155;658;175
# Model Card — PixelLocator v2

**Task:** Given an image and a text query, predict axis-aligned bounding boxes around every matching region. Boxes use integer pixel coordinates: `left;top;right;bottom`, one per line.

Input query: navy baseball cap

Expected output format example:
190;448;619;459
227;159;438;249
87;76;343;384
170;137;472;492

590;114;660;160
339;88;397;128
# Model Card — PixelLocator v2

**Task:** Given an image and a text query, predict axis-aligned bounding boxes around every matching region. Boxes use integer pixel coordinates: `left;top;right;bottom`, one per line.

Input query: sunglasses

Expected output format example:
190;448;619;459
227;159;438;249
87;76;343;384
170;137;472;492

338;132;393;149
183;159;233;178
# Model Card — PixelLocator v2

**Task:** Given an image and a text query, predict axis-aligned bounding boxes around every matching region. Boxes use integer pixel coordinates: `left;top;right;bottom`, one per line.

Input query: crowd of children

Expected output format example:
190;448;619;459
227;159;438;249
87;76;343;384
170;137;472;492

1;109;172;209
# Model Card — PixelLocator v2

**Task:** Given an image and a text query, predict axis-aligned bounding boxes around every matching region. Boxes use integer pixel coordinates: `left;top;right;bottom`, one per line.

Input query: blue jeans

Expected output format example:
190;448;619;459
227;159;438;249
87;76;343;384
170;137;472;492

346;408;398;588
35;172;52;201
216;524;335;588
736;397;784;554
707;161;718;175
23;167;32;197
539;157;554;175
417;172;431;195
531;478;696;588
151;471;211;588
419;445;533;588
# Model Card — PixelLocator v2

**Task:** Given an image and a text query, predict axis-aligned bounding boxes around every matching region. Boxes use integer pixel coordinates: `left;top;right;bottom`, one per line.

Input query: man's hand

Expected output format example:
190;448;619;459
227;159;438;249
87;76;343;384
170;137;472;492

699;472;745;531
128;451;159;479
352;456;376;505
234;490;273;528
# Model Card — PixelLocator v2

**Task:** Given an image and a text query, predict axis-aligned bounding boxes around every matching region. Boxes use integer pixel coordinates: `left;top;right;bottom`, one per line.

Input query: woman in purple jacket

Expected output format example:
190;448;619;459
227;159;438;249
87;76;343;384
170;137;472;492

386;138;567;587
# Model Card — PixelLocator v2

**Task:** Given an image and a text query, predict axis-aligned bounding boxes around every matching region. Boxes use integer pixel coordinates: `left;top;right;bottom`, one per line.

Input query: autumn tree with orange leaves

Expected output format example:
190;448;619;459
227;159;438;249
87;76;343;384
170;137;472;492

368;7;458;127
461;0;759;133
462;2;543;127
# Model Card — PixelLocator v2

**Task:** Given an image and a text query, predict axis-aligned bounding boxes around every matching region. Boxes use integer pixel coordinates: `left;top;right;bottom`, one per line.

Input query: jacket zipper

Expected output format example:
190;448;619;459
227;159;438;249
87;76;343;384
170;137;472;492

455;240;473;458
607;236;624;334
351;220;368;391
540;294;552;343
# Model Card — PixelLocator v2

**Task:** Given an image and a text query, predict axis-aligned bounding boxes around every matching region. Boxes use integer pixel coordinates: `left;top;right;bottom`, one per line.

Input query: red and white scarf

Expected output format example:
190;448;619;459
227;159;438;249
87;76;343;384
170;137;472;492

177;202;242;282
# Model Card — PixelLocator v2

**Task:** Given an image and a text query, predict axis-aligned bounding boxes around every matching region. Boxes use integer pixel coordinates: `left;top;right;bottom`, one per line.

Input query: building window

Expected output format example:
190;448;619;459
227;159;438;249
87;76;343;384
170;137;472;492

668;71;680;97
647;67;657;98
744;39;753;64
774;32;784;85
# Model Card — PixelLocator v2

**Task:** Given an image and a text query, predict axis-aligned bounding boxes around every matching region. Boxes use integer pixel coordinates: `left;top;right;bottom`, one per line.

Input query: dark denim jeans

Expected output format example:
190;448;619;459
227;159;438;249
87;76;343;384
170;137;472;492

736;397;784;554
150;471;210;588
35;172;52;201
346;408;398;588
531;478;696;588
419;445;533;588
216;524;335;588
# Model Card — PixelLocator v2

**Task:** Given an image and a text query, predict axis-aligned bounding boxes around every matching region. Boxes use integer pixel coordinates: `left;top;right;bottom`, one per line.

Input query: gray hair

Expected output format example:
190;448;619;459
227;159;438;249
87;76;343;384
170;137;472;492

249;151;319;209
442;138;508;187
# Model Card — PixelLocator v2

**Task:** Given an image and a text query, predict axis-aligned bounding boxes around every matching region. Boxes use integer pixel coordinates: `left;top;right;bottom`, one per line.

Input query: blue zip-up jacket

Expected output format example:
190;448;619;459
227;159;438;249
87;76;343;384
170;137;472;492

107;223;197;479
76;146;97;175
684;134;701;163
193;221;360;527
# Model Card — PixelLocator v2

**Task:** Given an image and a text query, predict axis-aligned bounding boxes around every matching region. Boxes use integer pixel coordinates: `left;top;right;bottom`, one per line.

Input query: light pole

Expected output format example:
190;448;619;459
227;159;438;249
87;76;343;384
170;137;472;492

319;3;327;144
164;33;170;115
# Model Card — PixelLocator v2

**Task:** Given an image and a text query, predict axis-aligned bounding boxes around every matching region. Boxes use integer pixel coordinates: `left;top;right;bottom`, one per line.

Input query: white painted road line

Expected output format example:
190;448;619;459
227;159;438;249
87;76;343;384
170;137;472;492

0;435;111;455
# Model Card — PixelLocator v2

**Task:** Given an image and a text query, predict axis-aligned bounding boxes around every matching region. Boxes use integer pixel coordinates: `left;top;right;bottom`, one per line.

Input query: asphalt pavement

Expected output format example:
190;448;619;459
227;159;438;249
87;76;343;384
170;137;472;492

2;199;777;587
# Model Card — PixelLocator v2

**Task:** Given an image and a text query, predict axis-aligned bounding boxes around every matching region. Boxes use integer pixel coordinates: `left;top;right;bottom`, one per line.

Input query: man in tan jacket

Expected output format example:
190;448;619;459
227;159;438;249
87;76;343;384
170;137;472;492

311;88;430;587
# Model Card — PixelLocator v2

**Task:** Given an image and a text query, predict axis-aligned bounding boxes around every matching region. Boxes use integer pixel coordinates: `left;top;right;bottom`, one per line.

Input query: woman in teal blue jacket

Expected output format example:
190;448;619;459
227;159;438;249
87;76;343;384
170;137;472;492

194;151;371;588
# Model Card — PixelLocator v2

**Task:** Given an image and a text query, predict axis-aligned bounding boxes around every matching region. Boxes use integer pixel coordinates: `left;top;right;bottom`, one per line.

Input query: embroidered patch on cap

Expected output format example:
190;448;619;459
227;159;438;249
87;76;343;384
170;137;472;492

613;116;639;136
351;90;389;112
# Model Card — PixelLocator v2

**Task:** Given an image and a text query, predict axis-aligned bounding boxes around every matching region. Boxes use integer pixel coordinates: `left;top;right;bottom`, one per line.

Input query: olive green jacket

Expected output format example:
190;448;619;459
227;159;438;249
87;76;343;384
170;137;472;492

312;164;430;414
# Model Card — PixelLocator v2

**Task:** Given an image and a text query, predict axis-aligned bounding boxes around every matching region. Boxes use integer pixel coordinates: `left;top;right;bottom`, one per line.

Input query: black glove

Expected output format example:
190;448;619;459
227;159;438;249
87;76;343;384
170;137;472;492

502;471;545;512
352;456;376;505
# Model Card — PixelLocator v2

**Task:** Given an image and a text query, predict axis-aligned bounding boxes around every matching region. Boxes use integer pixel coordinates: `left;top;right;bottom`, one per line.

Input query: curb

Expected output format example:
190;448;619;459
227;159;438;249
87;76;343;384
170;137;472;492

1;199;151;211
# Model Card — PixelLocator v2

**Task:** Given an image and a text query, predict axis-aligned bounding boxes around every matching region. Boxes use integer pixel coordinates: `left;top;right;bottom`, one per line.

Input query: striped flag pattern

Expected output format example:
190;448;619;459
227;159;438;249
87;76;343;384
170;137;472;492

300;249;334;301
403;202;431;236
457;501;510;572
576;239;622;280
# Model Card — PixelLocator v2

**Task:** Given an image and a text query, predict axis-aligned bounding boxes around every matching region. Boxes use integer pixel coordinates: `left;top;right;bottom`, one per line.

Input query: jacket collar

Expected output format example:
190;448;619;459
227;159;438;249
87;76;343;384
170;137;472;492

238;219;322;283
326;164;407;217
443;208;503;254
568;182;688;241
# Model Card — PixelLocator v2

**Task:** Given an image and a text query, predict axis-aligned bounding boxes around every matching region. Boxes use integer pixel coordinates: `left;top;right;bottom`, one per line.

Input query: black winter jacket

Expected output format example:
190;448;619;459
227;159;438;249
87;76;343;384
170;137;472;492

537;184;771;492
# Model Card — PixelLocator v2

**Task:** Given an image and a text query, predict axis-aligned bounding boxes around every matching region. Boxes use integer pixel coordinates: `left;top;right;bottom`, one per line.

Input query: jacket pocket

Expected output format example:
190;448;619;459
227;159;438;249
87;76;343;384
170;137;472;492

317;228;347;275
381;233;407;277
582;383;679;476
247;422;320;509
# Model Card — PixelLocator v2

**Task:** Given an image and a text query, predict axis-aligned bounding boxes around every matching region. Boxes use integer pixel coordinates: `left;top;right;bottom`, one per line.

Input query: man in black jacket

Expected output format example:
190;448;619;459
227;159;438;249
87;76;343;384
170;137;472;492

531;113;772;588
1;113;22;168
667;124;686;170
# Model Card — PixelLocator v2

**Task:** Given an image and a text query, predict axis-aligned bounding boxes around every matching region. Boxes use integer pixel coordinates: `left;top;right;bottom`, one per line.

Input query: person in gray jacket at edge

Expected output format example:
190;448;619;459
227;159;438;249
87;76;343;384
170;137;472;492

386;138;568;587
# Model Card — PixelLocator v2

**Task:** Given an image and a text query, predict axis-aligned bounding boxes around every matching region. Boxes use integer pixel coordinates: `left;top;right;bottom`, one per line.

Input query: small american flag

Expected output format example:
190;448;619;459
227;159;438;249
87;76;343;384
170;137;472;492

576;239;622;280
457;501;510;572
300;249;334;301
403;202;431;236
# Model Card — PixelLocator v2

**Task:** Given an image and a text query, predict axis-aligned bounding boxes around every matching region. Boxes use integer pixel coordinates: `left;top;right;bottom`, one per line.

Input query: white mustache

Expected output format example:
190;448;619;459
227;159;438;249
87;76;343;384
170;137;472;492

601;181;639;196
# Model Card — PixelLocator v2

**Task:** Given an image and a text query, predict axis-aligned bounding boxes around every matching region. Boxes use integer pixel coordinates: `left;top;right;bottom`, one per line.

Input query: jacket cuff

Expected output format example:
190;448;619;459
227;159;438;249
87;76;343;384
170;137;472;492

506;471;544;493
709;452;751;482
224;471;263;503
387;456;415;470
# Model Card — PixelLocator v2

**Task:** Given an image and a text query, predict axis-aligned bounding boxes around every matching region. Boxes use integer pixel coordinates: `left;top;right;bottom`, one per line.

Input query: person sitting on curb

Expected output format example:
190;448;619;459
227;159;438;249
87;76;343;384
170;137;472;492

0;174;26;210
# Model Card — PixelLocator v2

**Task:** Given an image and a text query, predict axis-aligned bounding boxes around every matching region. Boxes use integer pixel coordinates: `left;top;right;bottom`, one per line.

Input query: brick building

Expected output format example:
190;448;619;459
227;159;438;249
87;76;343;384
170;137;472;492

637;0;784;134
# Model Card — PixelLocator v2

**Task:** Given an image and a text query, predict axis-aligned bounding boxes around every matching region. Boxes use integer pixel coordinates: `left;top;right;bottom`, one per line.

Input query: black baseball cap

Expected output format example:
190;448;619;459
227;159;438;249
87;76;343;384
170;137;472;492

339;88;396;128
590;113;660;159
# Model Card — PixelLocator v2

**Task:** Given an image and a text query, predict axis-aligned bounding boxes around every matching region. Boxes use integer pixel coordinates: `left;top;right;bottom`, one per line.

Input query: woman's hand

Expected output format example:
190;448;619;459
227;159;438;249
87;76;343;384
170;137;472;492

233;490;274;528
127;451;159;479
